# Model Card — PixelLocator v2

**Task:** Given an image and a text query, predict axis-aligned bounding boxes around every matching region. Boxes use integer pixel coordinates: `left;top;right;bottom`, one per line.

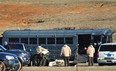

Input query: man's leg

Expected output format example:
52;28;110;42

88;57;91;66
91;57;94;66
66;57;70;66
34;54;38;66
64;57;67;66
39;53;43;66
43;58;46;66
42;57;46;66
37;54;40;66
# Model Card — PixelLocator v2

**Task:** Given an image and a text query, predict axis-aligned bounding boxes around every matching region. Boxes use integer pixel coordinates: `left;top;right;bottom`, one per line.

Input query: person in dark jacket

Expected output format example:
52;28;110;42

4;41;9;50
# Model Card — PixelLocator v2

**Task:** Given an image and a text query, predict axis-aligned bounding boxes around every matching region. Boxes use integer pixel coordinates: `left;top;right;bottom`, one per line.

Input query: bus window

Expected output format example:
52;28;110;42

102;36;107;43
107;36;112;42
9;38;19;43
93;35;101;46
47;38;55;44
65;37;73;44
21;38;28;44
39;38;46;44
30;38;37;44
93;35;101;43
56;37;64;44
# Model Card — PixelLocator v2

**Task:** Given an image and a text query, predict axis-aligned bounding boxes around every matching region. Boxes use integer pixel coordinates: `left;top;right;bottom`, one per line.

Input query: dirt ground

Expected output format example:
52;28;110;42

22;63;116;71
22;66;116;71
0;1;116;35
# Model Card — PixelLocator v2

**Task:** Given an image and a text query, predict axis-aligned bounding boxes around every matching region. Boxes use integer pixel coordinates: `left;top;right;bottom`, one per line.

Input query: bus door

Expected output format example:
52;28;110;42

93;35;101;50
0;37;2;45
92;35;102;62
78;34;91;54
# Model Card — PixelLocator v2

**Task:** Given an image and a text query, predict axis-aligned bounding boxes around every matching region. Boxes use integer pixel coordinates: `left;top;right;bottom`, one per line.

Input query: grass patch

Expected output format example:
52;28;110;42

113;34;116;42
0;0;115;5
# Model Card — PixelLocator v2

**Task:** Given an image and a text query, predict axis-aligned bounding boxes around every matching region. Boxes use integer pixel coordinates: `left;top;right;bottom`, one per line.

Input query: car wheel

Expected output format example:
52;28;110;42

11;61;22;71
17;61;22;71
18;63;23;71
0;61;6;71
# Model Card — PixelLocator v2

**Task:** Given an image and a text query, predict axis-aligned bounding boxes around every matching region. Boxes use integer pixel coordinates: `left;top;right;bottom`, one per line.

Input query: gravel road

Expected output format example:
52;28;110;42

22;63;116;71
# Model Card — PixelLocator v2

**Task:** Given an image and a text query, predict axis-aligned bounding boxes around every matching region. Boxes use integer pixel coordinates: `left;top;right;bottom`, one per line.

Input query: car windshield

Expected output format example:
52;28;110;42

8;44;23;50
100;45;116;51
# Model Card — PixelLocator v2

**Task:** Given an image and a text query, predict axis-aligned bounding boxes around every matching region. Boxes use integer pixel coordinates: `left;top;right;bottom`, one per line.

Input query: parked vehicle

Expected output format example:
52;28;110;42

0;45;30;66
7;43;34;66
97;43;116;66
7;43;49;66
0;52;22;71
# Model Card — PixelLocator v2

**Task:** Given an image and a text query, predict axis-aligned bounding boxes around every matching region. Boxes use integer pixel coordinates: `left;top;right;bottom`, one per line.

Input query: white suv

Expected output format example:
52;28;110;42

97;43;116;66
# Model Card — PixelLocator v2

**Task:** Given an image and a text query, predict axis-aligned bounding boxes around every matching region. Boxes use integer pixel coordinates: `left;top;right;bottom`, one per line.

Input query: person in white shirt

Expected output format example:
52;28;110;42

36;45;47;66
60;44;71;66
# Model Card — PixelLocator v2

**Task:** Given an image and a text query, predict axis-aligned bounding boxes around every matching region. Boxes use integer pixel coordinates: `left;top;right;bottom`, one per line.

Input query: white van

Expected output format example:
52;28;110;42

97;43;116;66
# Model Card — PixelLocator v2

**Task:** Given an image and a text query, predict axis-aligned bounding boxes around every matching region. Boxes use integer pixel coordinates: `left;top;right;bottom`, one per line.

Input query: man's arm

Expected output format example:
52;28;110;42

69;47;71;56
60;47;63;56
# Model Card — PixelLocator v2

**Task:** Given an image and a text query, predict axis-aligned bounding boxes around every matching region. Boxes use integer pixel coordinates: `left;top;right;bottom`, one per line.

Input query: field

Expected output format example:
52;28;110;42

0;0;116;39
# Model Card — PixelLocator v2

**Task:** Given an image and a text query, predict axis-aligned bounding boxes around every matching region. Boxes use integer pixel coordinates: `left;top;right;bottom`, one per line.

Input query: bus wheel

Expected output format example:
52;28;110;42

0;61;6;71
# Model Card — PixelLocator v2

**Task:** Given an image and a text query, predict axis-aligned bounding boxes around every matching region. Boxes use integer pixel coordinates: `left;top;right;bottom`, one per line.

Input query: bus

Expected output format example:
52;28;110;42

2;28;113;63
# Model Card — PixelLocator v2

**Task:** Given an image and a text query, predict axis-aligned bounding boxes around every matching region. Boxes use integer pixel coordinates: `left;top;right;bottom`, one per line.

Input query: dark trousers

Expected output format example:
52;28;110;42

64;57;70;66
88;57;94;66
34;53;46;66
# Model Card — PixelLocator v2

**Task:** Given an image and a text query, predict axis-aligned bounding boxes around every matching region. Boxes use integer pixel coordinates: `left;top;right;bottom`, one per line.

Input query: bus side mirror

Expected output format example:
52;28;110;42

28;48;32;52
0;49;3;52
29;49;32;51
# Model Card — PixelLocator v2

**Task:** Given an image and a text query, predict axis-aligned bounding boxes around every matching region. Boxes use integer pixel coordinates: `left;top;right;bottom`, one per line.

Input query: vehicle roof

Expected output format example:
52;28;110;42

8;43;24;44
101;43;116;45
3;28;113;36
0;52;16;56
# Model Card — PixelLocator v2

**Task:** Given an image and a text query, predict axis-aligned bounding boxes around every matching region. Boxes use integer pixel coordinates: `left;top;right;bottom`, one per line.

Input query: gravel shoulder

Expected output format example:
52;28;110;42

22;63;116;71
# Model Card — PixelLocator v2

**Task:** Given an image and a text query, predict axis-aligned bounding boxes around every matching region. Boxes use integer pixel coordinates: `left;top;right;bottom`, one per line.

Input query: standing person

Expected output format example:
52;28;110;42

60;44;71;66
87;43;95;66
4;41;9;50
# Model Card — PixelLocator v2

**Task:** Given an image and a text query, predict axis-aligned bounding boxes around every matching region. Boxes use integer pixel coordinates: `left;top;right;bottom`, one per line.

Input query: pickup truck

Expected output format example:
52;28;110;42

0;52;22;71
0;45;30;66
7;43;49;66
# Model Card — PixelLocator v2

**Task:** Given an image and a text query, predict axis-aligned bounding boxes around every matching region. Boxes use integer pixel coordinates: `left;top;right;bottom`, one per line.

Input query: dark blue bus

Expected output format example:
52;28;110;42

2;28;113;62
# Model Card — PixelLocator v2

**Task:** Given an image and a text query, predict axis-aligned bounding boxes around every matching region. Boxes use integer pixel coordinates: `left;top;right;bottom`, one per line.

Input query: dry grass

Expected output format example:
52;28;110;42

0;0;116;40
0;0;116;4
